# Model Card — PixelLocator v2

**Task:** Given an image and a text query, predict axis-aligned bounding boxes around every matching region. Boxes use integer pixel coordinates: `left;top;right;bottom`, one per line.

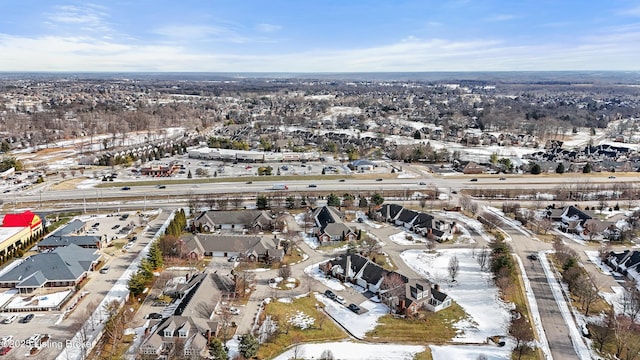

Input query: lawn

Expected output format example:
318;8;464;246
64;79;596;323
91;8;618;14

257;295;348;359
365;302;467;344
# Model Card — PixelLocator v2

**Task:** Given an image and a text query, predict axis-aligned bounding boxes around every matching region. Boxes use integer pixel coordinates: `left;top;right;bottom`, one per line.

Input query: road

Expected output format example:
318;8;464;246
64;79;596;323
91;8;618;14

492;212;579;360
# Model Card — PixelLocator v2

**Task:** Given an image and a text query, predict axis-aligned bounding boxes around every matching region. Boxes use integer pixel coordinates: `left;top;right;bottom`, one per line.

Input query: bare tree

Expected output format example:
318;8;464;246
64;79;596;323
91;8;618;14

278;264;291;279
426;239;436;253
448;255;460;282
320;349;335;360
360;235;381;257
477;246;489;272
510;315;534;360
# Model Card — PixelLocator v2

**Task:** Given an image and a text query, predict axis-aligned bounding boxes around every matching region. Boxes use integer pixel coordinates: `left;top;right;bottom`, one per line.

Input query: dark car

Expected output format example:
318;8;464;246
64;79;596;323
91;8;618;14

324;290;336;300
338;179;346;182
21;314;34;323
499;177;506;180
527;254;538;261
308;184;317;188
121;186;131;190
157;185;166;189
348;303;360;313
470;178;478;182
148;313;163;320
375;178;383;181
246;181;253;184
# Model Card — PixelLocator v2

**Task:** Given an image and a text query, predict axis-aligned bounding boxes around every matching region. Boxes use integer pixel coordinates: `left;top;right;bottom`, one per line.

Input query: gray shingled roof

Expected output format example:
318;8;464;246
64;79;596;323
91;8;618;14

0;244;99;286
55;219;86;236
39;235;100;248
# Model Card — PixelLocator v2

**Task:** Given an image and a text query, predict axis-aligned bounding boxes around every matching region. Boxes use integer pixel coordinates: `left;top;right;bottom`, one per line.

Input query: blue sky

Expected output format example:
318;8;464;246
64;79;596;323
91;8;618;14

0;0;639;72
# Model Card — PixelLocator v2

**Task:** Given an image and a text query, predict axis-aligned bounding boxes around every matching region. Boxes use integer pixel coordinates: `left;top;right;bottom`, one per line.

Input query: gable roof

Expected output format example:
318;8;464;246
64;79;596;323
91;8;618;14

194;210;273;228
55;219;86;236
39;235;101;248
377;204;404;221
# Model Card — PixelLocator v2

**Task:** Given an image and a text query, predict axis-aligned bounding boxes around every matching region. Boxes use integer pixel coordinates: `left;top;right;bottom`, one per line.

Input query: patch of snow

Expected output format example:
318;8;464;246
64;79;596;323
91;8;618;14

401;249;512;343
272;341;425;360
304;263;346;291
430;344;511;360
388;230;428;245
315;293;388;339
288;310;315;329
584;250;612;275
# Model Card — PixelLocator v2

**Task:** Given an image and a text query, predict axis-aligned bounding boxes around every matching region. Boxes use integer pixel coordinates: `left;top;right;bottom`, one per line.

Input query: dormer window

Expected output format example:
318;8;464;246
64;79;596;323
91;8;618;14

179;329;188;338
164;329;172;337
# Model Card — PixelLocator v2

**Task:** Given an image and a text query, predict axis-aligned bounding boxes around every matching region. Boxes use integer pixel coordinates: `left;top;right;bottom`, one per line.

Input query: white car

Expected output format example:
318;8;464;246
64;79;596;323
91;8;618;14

25;334;42;346
228;307;240;315
335;295;346;305
2;315;17;324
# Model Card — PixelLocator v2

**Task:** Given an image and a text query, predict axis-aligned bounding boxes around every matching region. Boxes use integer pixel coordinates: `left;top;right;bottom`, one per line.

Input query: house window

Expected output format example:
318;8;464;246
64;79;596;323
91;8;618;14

179;330;188;338
184;348;192;356
163;330;172;337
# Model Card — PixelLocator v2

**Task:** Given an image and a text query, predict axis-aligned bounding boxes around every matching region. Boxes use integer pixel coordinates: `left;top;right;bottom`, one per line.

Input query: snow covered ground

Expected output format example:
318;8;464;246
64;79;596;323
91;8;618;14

401;248;512;343
272;341;425;360
388;230;428;245
430;344;511;360
440;211;493;243
584;250;613;275
304;262;346;291
315;293;389;339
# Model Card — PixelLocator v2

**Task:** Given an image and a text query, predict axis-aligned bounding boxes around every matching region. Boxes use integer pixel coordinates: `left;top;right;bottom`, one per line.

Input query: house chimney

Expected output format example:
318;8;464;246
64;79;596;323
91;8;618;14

205;329;211;341
433;284;439;292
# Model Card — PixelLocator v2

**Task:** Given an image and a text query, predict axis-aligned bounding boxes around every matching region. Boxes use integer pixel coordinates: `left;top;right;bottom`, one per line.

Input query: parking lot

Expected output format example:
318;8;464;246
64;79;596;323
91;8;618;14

0;210;164;358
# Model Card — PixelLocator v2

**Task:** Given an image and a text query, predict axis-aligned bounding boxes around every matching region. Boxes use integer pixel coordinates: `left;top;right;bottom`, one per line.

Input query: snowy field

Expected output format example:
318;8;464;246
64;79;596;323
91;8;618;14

388;230;428;245
401;248;512;343
440;211;492;243
315;293;388;339
272;341;425;360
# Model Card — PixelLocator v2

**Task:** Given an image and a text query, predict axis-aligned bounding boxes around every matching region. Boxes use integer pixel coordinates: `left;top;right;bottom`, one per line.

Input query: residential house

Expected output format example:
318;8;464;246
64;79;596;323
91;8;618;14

462;162;486;174
311;206;356;244
55;219;86;236
548;205;595;235
607;250;640;282
0;244;100;293
376;204;453;242
139;316;220;360
324;254;451;313
179;234;283;263
192;210;274;233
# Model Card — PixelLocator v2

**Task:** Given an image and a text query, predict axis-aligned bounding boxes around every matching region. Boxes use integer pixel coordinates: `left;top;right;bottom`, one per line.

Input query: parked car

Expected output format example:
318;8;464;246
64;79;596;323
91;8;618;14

228;307;240;315
324;290;336;300
2;315;17;324
148;313;163;320
227;256;237;262
527;254;538;261
99;266;110;274
348;303;360;313
21;314;34;323
0;346;11;355
25;334;41;346
335;296;346;305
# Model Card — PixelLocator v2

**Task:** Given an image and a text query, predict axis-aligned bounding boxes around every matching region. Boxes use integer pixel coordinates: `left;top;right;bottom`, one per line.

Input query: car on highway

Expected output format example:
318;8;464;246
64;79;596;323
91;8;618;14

499;177;506;180
376;178;383;181
157;185;166;189
121;186;131;190
419;181;427;185
308;184;317;188
246;181;253;184
339;179;346;182
470;178;478;182
348;303;360;313
324;290;336;300
609;175;616;179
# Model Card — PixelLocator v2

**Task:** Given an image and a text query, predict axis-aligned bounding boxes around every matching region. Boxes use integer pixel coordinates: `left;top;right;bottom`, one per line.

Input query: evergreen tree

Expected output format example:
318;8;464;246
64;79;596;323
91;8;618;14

326;193;341;207
583;163;592;173
370;193;384;206
256;195;270;210
187;170;192;178
530;163;541;175
555;163;565;174
238;334;259;358
209;338;229;360
358;196;368;208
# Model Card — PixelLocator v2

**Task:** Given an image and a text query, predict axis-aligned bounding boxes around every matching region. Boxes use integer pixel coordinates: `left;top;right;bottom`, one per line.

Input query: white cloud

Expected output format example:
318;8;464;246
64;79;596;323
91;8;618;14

0;29;638;72
256;23;282;33
616;5;640;17
46;3;112;34
152;24;249;43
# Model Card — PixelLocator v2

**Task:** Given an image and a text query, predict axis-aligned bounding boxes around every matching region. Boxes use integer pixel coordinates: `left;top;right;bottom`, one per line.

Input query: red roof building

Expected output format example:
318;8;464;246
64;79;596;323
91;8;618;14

2;210;43;237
